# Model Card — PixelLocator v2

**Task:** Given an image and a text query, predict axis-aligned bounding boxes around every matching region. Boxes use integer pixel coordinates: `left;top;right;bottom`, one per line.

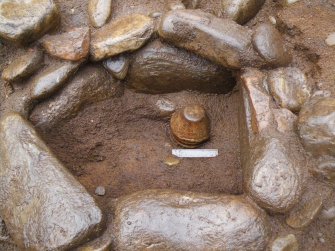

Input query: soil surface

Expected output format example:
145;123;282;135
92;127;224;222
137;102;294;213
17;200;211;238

0;0;335;250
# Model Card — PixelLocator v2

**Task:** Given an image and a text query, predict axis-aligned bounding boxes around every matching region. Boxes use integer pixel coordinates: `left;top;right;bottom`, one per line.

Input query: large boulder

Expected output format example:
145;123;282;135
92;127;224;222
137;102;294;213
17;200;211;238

0;0;60;44
112;190;270;251
158;9;264;69
128;40;234;93
0;113;103;250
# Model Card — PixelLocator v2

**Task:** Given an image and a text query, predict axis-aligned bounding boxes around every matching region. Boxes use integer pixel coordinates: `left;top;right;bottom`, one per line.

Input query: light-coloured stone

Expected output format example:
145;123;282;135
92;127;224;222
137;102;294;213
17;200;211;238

271;234;299;251
103;55;129;80
88;0;112;28
267;67;311;112
298;97;335;157
90;14;154;61
325;32;335;46
0;0;60;43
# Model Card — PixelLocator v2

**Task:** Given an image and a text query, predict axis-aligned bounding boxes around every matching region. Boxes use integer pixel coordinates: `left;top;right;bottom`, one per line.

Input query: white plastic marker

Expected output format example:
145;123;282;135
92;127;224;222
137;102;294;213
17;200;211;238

172;149;218;158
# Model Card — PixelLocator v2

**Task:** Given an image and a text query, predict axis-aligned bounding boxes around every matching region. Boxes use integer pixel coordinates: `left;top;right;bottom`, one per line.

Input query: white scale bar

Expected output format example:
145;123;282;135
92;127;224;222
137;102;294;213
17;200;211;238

172;149;219;158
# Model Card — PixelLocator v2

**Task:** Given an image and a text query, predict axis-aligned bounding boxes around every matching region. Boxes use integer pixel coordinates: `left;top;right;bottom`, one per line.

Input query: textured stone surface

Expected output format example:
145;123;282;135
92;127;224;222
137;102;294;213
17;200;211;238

271;234;299;251
273;108;297;133
128;40;234;93
298;97;335;157
88;0;112;28
30;66;123;131
244;135;303;213
239;69;273;170
1;48;44;82
221;0;266;24
103;55;129;80
0;113;103;250
90;14;154;61
112;190;270;251
42;27;90;61
30;61;81;101
0;0;60;43
286;196;323;229
252;23;292;67
267;67;311;112
158;9;264;69
311;156;335;182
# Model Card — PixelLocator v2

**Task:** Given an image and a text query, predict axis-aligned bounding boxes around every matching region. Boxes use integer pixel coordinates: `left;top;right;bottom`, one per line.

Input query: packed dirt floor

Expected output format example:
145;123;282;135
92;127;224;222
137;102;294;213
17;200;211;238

0;0;335;250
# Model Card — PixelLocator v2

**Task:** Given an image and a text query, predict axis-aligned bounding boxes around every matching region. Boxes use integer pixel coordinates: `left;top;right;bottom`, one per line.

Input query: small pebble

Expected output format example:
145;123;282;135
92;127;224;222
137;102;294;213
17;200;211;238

320;207;335;220
164;156;180;166
325;32;335;46
95;186;106;196
269;16;277;25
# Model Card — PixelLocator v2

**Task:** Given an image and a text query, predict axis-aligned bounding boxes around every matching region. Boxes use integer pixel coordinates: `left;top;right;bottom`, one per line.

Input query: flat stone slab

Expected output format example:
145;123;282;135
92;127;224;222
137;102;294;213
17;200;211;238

90;14;154;61
0;0;60;43
112;190;270;251
0;113;103;250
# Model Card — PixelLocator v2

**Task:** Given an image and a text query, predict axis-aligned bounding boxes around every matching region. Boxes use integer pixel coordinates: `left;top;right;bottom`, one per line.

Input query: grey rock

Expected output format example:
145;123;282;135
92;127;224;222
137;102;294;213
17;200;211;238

112;190;270;251
252;23;292;67
158;9;265;69
267;67;311;112
1;48;44;82
298;97;335;157
221;0;266;24
90;14;154;61
30;61;82;101
30;66;123;130
95;186;106;196
0;0;60;44
271;234;299;251
128;40;234;94
88;0;112;28
103;55;129;80
320;206;335;220
244;135;303;213
0;113;103;250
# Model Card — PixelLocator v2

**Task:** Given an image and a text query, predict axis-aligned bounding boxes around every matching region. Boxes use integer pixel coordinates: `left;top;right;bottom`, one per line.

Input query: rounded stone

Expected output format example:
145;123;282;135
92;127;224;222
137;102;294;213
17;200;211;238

88;0;112;28
221;0;266;24
267;67;311;112
252;23;292;67
112;190;270;251
170;105;210;148
1;48;44;82
298;97;335;157
95;186;106;196
0;0;60;44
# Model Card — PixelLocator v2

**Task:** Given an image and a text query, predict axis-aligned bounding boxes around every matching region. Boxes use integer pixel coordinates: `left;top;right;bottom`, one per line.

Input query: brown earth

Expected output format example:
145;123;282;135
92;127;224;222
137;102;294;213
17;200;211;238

0;0;335;250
